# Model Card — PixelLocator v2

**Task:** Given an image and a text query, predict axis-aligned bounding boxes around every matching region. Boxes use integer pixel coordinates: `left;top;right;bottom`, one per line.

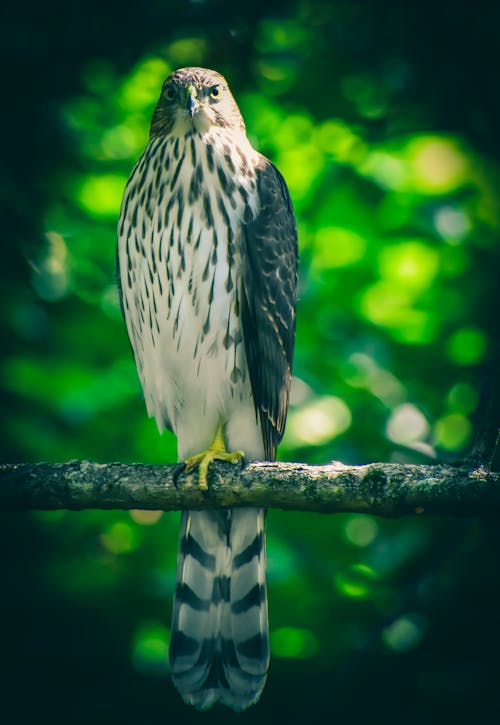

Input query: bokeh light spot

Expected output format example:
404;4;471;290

359;281;411;326
270;627;318;658
434;413;472;451
100;123;145;160
335;563;377;598
287;396;351;446
382;613;427;652
313;227;367;268
386;404;430;445
130;510;163;525
132;621;170;674
361;150;408;190
32;232;70;301
118;57;170;112
167;38;207;66
447;327;488;365
446;383;479;414
100;522;139;554
342;353;406;408
77;174;128;217
344;516;379;547
407;136;468;194
359;281;437;344
434;206;471;242
378;241;439;292
317;121;366;163
257;19;308;53
289;376;314;406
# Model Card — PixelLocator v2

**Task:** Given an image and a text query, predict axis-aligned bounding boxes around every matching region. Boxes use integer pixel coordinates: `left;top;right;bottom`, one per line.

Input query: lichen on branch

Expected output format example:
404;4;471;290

0;459;498;517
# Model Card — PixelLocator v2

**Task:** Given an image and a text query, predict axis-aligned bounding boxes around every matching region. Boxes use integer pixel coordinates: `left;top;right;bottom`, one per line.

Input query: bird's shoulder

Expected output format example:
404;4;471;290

252;153;294;213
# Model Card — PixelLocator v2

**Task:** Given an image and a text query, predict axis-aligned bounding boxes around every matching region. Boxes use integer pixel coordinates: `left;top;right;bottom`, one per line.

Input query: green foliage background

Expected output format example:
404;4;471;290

1;1;499;723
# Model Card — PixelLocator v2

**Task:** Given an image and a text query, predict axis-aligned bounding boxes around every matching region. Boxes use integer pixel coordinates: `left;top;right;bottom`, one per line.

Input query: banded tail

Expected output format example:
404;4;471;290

169;507;269;710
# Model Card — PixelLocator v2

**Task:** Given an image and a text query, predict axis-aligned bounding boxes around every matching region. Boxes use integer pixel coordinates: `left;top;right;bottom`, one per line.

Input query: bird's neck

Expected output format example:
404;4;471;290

153;125;259;172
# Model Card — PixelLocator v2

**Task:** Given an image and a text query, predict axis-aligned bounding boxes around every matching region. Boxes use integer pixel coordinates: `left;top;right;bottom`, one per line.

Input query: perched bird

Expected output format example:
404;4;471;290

117;67;298;710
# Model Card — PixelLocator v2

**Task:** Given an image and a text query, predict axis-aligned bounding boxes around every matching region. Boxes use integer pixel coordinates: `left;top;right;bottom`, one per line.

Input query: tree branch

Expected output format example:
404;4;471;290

1;459;498;516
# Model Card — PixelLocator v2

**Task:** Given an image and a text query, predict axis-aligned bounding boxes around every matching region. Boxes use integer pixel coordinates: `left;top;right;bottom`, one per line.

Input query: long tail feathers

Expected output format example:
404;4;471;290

169;507;269;711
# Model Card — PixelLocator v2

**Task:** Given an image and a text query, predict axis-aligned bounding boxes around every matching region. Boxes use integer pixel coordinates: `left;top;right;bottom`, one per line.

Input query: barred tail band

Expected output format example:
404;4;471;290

169;507;269;711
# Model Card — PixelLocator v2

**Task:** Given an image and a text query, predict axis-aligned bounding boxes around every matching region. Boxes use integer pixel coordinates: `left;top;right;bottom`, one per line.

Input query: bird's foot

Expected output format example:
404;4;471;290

184;426;244;491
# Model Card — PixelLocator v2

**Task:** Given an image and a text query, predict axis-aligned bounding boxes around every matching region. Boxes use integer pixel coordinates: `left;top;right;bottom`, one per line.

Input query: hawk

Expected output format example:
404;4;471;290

117;67;298;710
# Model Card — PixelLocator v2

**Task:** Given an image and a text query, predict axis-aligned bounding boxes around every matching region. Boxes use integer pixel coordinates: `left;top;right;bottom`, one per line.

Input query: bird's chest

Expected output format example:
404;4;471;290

120;132;258;396
159;135;256;353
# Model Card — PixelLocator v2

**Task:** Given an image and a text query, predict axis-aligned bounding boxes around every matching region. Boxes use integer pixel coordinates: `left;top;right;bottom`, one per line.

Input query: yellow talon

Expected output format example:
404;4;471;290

184;425;244;490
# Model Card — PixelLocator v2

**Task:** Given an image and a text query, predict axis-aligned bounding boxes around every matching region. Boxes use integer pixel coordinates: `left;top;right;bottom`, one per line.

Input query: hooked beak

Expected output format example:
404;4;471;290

186;86;199;118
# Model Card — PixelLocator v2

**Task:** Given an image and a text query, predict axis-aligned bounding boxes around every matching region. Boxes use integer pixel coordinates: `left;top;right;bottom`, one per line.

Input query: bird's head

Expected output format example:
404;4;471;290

150;67;245;137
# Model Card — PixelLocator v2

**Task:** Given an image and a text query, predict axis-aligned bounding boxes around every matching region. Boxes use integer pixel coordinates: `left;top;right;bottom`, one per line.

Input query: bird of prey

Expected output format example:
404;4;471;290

117;66;298;710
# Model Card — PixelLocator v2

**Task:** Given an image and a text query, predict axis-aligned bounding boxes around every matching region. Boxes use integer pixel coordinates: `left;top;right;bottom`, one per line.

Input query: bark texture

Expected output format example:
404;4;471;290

1;460;498;516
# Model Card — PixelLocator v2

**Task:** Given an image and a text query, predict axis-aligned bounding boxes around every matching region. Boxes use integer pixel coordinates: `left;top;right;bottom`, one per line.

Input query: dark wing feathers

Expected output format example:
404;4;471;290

241;157;298;461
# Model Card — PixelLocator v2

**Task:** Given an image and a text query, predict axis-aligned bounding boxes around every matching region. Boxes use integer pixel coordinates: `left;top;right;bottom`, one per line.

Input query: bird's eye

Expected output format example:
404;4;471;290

210;86;221;99
164;86;176;101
